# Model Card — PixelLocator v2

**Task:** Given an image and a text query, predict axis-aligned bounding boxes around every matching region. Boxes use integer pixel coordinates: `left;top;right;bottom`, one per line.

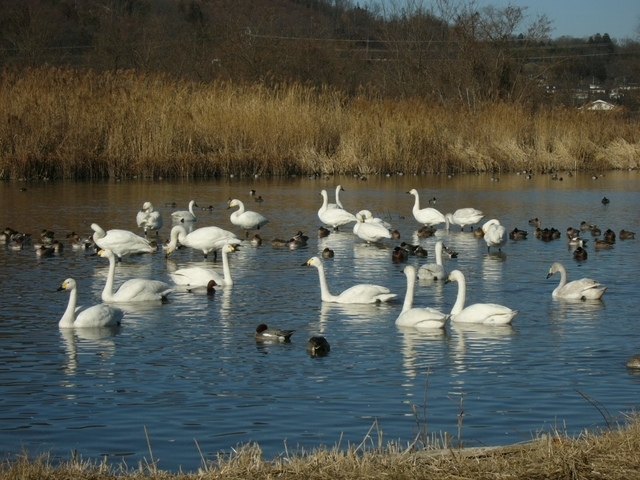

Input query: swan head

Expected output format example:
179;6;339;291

97;248;115;259
142;201;153;211
547;262;565;279
407;188;418;195
482;219;501;233
227;199;243;210
57;278;77;292
222;243;238;254
445;270;463;285
319;190;328;199
403;265;416;277
90;223;104;234
302;256;322;267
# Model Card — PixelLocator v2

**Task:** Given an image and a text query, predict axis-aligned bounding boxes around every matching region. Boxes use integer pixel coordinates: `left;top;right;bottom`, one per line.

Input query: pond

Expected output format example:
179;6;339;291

1;171;639;472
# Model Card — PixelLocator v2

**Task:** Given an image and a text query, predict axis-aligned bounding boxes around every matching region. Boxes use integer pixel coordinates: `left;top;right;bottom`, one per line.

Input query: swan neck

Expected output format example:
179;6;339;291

402;272;415;313
102;254;116;301
412;193;420;213
435;243;443;266
451;275;466;315
222;248;233;286
335;187;344;208
315;263;334;302
557;265;567;288
60;288;77;327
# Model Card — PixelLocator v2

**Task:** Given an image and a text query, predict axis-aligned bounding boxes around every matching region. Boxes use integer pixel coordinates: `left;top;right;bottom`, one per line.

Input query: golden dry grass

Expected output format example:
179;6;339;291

2;414;640;479
1;68;639;179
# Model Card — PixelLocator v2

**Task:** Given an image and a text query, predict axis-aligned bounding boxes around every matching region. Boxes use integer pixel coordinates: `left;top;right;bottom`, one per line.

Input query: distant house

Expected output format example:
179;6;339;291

579;99;616;111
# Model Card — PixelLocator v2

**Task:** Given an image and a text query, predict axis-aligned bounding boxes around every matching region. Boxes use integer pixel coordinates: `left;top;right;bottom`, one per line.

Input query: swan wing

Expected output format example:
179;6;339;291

418;264;445;280
355;222;391;242
320;209;357;227
335;284;396;304
453;303;517;325
112;279;172;302
396;308;449;328
170;267;222;286
74;304;124;328
555;279;606;299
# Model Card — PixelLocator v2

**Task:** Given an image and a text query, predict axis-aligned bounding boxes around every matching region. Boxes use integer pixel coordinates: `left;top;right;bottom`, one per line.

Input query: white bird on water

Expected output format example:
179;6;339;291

169;244;238;287
136;201;164;236
396;265;449;329
326;185;346;210
353;213;391;243
407;189;445;227
227;199;269;236
418;241;446;281
302;256;396;304
482;219;507;252
171;200;198;223
318;190;357;231
444;208;484;231
445;270;518;325
57;278;124;328
91;223;155;260
546;262;607;300
165;225;240;260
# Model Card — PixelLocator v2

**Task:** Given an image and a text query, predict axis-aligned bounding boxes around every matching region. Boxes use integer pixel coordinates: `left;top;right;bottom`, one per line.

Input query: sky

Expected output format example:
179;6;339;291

476;0;639;40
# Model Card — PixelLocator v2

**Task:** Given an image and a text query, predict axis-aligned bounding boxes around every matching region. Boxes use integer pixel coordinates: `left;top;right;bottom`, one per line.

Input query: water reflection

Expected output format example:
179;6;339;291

59;327;119;377
450;323;517;375
397;326;447;379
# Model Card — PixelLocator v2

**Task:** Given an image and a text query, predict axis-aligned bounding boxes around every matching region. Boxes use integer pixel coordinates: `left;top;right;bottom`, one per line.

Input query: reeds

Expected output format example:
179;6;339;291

2;413;640;479
1;67;639;179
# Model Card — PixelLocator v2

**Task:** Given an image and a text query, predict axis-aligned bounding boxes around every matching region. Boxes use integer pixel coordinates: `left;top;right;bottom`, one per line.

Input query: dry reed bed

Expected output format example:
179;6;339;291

2;414;640;479
1;68;639;179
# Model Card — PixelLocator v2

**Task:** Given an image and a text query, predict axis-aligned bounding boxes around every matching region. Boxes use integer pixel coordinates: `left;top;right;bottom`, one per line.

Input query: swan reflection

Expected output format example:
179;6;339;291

397;325;447;379
450;322;516;375
60;327;119;377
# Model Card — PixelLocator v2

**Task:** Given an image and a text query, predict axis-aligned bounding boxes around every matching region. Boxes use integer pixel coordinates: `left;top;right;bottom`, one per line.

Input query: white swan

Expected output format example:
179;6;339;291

91;223;155;260
57;278;124;328
445;270;518;325
326;185;346;210
171;200;198;223
445;208;484;231
228;199;269;232
546;262;607;300
303;256;396;304
396;265;449;329
318;190;357;230
418;241;446;280
169;244;237;286
407;189;445;226
98;248;172;302
353;213;391;243
482;219;507;252
356;209;392;229
165;225;240;259
136;202;164;236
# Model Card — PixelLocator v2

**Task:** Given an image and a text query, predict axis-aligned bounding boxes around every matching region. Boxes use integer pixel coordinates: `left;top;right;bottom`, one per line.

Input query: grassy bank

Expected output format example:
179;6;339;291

1;68;639;180
2;414;639;479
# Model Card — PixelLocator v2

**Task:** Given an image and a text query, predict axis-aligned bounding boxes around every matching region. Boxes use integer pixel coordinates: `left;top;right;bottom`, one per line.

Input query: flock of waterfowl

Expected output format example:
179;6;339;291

2;183;637;361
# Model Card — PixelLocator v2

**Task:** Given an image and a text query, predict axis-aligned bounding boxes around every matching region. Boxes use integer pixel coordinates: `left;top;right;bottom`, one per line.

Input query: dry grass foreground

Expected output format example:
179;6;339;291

1;67;640;180
2;414;640;480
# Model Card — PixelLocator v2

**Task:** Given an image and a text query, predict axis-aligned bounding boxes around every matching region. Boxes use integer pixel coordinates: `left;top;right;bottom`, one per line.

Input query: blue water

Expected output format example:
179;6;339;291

0;171;639;472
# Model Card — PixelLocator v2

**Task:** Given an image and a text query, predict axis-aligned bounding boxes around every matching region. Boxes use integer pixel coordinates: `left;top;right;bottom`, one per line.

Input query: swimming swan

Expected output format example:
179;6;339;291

546;262;607;300
91;223;155;260
165;225;240;259
98;248;172;302
445;208;484;231
418;241;446;281
318;190;357;230
57;278;124;328
303;256;396;304
169;244;237;286
396;265;449;329
353;213;391;243
445;270;518;325
136;201;163;236
407;189;445;227
482;219;507;252
228;199;269;232
171;200;198;223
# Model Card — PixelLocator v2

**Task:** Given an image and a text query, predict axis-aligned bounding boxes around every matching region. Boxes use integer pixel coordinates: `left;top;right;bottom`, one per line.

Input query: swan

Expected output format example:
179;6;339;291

171;200;198;223
303;256;397;304
169;244;237;286
445;270;518;325
254;323;296;342
136;202;163;236
228;199;269;233
57;278;124;328
418;241;446;280
396;265;449;329
353;213;391;243
98;248;172;302
356;209;392;229
407;189;445;227
482;219;507;252
318;190;357;230
165;225;240;259
91;223;155;260
444;208;484;231
546;262;607;300
326;185;346;210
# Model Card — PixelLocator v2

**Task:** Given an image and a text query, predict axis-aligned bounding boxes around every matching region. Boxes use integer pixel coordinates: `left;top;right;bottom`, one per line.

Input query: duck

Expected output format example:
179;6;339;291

509;228;528;240
201;205;215;211
473;227;484;238
318;226;331;238
546;262;606;300
418;241;446;281
287;232;308;249
528;218;541;227
396;265;449;329
580;221;593;231
573;246;588;260
566;227;580;239
601;197;610;205
482;219;507;252
254;195;264;203
353;213;391;243
98;249;172;302
307;336;331;356
169;244;237;287
228;199;269;234
165;225;240;260
594;238;614;249
590;226;602;236
136;202;164;236
445;270;518;325
302;256;396;304
322;247;335;258
626;355;640;369
414;246;428;257
619;229;636;240
186;280;218;295
326;185;346;210
164;202;178;208
568;236;588;247
391;229;401;239
318;190;357;231
392;246;409;263
254;323;295;342
417;225;436;238
444;208;485;231
171;200;198;222
251;234;263;246
603;229;616;243
407;189;445;227
270;238;289;247
57;278;124;328
91;223;155;260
